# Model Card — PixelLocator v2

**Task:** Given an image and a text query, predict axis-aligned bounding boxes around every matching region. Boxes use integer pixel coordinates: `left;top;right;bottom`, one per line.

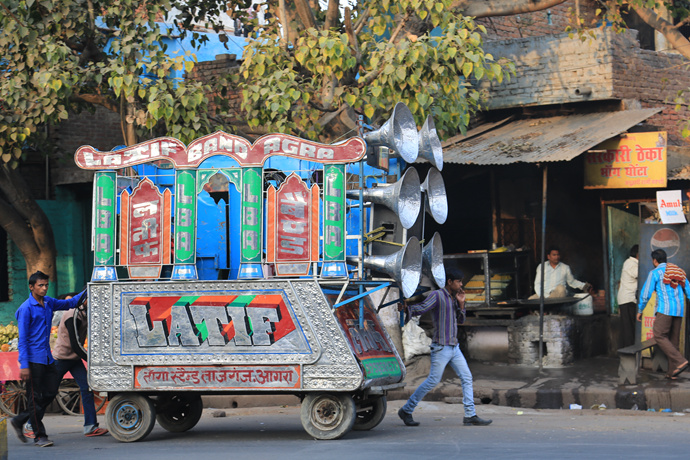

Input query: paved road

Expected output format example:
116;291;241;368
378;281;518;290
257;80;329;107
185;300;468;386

6;401;690;459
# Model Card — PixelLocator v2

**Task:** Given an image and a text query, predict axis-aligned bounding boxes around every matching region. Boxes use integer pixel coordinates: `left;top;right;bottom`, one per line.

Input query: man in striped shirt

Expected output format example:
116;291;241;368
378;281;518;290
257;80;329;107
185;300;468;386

397;268;492;427
637;249;690;379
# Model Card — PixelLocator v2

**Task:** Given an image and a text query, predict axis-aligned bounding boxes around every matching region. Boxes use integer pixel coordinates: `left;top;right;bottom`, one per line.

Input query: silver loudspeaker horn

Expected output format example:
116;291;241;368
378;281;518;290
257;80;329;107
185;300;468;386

417;115;444;170
422;232;445;288
347;167;421;229
364;102;419;163
362;236;422;299
421;167;448;225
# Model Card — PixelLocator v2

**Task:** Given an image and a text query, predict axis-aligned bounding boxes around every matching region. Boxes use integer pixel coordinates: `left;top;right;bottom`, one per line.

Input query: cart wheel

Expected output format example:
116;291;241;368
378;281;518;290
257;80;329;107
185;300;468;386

300;393;356;440
0;381;27;417
155;394;203;432
56;380;107;416
106;393;156;442
353;395;387;431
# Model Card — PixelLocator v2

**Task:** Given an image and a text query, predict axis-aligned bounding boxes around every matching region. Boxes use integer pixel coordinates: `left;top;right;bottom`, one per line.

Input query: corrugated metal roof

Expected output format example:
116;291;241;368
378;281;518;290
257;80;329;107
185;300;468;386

442;108;662;165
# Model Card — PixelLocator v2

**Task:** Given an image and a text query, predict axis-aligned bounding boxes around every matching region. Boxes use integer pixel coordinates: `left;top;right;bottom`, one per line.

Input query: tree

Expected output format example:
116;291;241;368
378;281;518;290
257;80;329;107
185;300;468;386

178;0;690;142
450;1;690;62
3;0;688;287
0;0;214;284
214;0;516;141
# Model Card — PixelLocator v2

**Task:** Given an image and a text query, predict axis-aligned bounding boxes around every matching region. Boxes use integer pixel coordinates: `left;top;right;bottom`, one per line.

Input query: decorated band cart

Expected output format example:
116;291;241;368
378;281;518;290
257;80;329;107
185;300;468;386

76;103;448;441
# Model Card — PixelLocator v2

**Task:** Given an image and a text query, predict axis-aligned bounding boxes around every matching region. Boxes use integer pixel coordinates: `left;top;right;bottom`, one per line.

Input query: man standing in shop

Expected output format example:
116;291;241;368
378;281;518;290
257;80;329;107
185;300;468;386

618;244;639;348
637;249;689;380
397;268;492;427
10;271;86;448
530;246;593;298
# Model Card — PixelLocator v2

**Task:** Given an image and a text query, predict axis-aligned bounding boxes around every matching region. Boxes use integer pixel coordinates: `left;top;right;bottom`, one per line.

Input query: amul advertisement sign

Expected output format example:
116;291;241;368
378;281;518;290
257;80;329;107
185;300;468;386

584;132;667;189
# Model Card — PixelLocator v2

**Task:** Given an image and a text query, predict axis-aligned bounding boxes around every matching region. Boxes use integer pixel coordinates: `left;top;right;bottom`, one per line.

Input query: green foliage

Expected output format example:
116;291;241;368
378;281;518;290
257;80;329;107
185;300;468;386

233;0;514;140
0;0;214;165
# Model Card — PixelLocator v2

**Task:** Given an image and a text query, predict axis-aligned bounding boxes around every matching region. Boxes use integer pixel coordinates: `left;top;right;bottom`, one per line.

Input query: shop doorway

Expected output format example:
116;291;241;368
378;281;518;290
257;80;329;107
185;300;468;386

606;204;640;315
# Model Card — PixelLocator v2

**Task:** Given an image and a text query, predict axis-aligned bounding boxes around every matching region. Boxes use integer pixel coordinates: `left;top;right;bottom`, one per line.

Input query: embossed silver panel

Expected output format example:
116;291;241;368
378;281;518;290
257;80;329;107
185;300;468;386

292;282;364;391
113;281;319;365
89;280;364;392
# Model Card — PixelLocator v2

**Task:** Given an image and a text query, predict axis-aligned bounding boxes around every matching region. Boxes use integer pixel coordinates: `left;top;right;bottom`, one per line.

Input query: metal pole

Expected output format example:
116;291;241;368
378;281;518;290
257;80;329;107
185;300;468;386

600;194;609;314
359;158;365;329
539;165;548;372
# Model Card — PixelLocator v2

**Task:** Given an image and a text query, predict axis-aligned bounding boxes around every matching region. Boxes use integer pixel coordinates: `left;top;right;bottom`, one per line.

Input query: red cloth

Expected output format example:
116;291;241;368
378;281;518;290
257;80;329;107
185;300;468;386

663;263;687;289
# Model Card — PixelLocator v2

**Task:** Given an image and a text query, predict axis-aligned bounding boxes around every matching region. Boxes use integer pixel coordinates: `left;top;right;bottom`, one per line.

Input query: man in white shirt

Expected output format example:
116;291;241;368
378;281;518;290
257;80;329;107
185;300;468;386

530;247;592;299
617;245;639;348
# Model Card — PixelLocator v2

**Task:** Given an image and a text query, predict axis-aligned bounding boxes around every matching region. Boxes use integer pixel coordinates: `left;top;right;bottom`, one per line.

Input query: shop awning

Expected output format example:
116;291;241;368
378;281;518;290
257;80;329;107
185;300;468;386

441;108;662;165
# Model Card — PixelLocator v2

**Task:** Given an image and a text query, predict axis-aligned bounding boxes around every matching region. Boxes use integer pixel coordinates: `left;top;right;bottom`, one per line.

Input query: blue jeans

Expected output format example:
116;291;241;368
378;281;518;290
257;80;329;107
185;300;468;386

55;359;98;430
401;343;476;417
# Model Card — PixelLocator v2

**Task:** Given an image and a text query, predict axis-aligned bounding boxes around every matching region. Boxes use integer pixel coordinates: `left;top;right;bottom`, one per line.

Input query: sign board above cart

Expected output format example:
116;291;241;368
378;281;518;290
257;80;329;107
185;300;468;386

74;131;367;169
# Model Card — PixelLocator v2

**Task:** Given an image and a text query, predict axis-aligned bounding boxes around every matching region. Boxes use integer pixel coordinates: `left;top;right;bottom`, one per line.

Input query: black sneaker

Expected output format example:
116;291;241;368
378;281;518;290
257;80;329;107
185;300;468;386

10;417;27;443
398;408;420;426
463;415;492;426
34;437;54;447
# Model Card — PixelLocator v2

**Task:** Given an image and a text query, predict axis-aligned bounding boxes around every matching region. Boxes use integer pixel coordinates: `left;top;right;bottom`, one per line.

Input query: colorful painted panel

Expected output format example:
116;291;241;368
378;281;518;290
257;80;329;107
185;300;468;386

121;178;171;277
335;301;403;382
76;132;367;169
76;137;186;169
121;293;312;355
275;174;311;263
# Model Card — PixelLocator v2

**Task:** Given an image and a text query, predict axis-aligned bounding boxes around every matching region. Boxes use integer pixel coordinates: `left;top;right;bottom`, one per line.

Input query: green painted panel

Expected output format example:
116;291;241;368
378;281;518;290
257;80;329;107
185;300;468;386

323;164;346;261
361;356;402;379
94;172;117;266
175;170;197;264
241;168;262;263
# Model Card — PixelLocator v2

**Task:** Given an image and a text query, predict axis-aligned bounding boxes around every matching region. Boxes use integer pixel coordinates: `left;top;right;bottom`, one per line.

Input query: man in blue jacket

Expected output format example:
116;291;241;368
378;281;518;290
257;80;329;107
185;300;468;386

637;249;690;380
10;271;86;448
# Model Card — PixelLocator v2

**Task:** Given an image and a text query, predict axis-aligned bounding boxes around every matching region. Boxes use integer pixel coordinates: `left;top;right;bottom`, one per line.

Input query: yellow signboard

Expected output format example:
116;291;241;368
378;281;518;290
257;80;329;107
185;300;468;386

584;132;667;189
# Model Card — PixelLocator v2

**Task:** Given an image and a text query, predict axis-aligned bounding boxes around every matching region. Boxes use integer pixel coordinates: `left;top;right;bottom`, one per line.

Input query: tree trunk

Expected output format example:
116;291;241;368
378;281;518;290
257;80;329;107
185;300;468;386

631;5;690;61
452;0;567;18
0;164;58;284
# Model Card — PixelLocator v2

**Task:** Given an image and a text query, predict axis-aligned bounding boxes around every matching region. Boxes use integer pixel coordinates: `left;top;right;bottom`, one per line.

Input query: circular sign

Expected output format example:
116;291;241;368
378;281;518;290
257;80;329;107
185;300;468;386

650;228;681;258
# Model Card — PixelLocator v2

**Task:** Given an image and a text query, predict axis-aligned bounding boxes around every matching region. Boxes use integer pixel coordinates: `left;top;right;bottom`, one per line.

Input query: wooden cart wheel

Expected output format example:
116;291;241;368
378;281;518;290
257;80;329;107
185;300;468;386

56;379;107;416
106;393;156;442
300;393;356;440
353;395;387;431
0;380;27;417
155;393;203;432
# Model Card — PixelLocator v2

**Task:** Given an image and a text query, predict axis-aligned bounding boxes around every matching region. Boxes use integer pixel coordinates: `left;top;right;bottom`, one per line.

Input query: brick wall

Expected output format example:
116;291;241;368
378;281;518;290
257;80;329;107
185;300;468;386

481;29;617;109
52;106;123;155
188;54;243;126
610;32;690;145
478;0;599;41
482;28;690;146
